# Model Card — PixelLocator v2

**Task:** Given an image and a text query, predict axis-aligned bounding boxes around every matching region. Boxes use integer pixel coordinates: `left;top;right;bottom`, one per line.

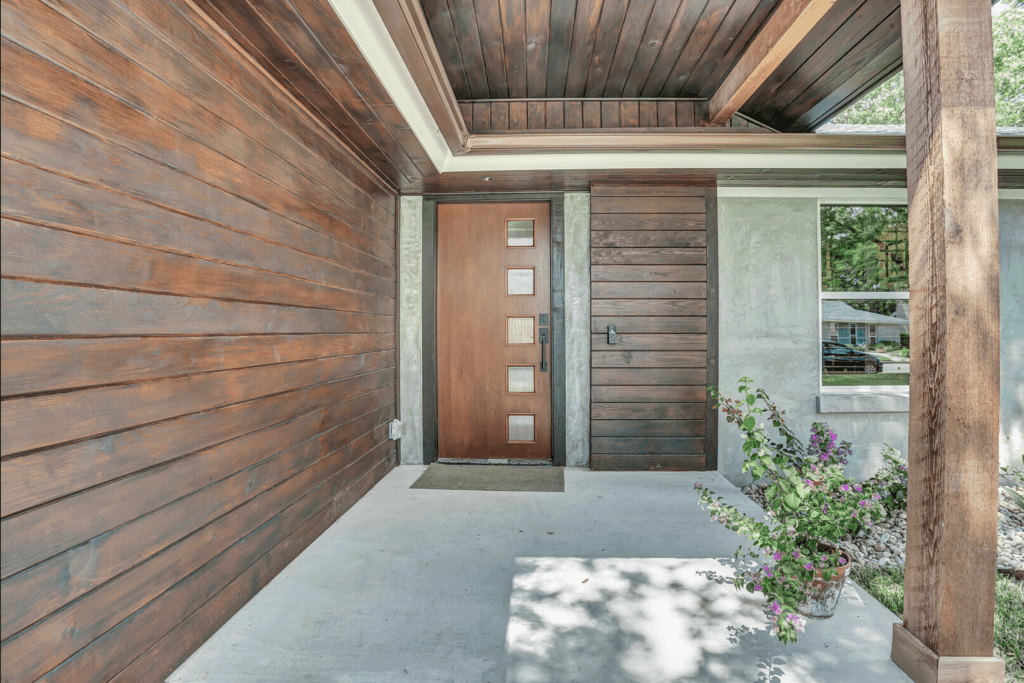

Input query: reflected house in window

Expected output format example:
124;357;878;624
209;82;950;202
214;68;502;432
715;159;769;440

822;300;908;346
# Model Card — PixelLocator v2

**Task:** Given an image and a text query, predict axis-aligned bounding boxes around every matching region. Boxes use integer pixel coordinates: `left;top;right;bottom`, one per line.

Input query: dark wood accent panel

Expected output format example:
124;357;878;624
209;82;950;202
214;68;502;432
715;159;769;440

0;2;398;682
590;184;716;471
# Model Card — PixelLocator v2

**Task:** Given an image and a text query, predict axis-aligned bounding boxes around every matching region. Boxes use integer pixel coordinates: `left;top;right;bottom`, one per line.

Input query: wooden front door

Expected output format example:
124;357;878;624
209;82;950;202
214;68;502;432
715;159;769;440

437;202;552;460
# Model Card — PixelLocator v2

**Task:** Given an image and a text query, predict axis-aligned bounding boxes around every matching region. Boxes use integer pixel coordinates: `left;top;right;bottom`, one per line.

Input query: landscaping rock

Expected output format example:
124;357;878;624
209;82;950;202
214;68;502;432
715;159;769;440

741;484;1024;571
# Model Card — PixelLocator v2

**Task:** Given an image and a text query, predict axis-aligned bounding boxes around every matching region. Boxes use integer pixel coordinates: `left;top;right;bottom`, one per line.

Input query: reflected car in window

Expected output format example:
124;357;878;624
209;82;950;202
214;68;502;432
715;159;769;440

822;341;882;374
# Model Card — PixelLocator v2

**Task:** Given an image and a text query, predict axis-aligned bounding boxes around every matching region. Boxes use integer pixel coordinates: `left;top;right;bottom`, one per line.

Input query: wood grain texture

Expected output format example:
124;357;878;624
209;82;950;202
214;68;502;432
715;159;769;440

590;184;715;471
0;1;398;681
899;0;1001;663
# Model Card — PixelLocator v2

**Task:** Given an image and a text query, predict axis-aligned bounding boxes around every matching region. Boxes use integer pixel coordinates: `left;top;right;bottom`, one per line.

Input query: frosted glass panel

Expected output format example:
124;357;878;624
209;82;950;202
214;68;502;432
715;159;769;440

507;220;534;247
507;268;534;296
508;366;535;393
507;317;534;344
508;415;535;442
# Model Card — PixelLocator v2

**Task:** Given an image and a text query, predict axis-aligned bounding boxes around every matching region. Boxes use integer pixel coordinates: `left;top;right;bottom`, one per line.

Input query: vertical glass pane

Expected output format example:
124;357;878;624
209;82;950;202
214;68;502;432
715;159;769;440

507;268;534;296
507;220;535;247
821;299;909;387
508;415;535;442
508;366;535;393
507;317;534;344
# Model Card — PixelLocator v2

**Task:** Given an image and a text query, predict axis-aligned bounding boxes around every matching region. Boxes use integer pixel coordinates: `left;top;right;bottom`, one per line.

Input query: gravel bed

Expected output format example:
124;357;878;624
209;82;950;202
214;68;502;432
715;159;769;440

740;484;1024;573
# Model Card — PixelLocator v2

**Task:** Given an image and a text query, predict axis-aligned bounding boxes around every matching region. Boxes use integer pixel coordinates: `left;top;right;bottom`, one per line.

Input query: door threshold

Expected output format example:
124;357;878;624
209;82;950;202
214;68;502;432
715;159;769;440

436;458;553;466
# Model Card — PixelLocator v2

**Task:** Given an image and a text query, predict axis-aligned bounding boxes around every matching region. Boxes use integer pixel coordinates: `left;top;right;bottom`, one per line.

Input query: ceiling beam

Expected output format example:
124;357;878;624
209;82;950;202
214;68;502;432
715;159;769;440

708;0;837;126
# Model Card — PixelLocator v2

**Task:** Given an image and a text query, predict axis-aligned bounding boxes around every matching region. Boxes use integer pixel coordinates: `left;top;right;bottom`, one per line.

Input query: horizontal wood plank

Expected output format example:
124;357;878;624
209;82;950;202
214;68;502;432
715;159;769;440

591;420;707;436
592;386;708;403
591;333;707;351
591;230;707;248
590;454;706;471
592;247;706;265
591;316;706;334
591;265;707;282
591;196;706;214
591;185;708;196
591;299;707;316
591;282;707;299
592;402;707;419
591;351;707;368
590;214;706;231
592;437;707;454
592;368;708;386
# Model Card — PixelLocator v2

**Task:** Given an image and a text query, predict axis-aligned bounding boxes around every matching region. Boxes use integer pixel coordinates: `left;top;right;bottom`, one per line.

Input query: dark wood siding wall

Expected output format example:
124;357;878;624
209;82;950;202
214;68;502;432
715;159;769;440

459;99;775;132
0;1;398;681
589;185;718;471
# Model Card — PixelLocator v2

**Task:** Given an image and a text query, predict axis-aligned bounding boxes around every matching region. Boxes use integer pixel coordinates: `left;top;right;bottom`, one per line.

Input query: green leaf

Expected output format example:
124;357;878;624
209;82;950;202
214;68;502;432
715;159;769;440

746;393;756;405
784;493;799;510
742;416;756;431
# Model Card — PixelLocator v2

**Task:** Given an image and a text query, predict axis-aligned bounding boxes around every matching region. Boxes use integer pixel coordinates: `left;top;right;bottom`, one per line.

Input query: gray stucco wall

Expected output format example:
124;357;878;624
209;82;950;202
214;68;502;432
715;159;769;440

398;196;424;465
1001;200;1023;471
717;196;1023;485
564;193;591;467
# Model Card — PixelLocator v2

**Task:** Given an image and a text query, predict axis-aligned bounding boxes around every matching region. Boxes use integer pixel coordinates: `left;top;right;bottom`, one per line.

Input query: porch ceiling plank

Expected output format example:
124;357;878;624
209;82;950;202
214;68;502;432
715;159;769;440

749;0;900;129
583;0;630;97
619;0;685;98
418;0;472;98
776;5;903;130
544;0;578;97
895;0;1004;678
563;0;605;97
660;0;736;97
601;0;658;97
708;0;838;126
475;0;510;97
686;0;778;100
639;0;709;96
525;0;552;97
441;0;491;98
499;0;528;97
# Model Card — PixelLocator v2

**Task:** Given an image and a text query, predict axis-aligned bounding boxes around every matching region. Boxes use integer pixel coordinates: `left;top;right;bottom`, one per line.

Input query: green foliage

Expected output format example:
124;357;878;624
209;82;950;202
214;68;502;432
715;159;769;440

830;7;1023;128
695;379;886;643
850;564;905;617
852;564;1024;680
862;446;908;513
821;205;909;293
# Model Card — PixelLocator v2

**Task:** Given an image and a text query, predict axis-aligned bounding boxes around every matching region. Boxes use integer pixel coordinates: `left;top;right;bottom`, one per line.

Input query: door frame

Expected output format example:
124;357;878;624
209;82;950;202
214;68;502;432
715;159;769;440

421;193;566;465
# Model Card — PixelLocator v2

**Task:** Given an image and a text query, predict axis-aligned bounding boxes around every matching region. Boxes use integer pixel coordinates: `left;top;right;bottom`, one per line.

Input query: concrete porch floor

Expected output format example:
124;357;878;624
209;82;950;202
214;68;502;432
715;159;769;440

169;467;913;683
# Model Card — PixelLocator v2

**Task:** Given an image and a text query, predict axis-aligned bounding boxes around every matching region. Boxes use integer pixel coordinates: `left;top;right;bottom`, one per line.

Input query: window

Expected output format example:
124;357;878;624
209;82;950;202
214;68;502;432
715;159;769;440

819;205;909;391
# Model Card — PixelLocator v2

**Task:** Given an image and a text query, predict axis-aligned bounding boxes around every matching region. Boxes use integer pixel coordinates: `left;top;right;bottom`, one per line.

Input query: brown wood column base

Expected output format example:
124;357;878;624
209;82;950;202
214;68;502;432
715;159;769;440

891;624;1005;683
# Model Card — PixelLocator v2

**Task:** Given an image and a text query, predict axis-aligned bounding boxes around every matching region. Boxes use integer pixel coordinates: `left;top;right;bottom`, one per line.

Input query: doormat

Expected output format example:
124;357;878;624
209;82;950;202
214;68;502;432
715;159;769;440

410;464;564;492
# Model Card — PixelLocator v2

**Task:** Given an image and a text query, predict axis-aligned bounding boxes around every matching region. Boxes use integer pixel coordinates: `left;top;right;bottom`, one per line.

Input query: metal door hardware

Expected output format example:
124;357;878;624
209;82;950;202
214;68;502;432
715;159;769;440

539;313;549;325
607;325;617;345
539;327;549;372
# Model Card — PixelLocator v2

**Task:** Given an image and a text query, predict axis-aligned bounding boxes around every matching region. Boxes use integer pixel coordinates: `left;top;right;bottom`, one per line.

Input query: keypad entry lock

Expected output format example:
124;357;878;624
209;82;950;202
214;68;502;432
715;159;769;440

607;325;617;345
539;327;549;372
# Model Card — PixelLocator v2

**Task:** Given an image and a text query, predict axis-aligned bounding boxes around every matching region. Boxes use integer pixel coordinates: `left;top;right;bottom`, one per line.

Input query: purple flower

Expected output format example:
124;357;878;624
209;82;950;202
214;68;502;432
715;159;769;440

804;479;814;486
840;484;850;492
694;482;702;489
803;563;814;570
859;500;867;508
854;485;863;492
771;600;782;615
763;566;774;578
872;493;882;500
838;557;847;565
821;555;828;562
792;551;801;558
773;552;782;561
754;583;762;592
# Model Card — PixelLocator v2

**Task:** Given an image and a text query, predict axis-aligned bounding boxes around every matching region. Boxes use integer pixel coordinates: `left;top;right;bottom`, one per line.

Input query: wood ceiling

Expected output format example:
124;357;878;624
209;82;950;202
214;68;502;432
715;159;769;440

421;0;904;131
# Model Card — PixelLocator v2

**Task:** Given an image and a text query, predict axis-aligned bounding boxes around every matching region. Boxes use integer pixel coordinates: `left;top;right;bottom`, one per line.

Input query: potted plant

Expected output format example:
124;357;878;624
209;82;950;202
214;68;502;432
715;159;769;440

694;377;885;642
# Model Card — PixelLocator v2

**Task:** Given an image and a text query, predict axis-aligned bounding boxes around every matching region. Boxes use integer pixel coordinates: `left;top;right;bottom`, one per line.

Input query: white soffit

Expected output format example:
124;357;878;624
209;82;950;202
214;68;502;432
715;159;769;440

328;1;1023;176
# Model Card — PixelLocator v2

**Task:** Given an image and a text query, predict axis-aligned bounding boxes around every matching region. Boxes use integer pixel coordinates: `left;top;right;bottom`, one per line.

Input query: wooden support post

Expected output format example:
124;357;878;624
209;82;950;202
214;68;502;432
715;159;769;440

894;0;1004;681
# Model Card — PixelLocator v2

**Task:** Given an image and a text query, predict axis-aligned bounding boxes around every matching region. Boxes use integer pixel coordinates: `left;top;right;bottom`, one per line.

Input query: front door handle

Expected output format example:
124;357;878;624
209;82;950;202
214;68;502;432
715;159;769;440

539;327;548;372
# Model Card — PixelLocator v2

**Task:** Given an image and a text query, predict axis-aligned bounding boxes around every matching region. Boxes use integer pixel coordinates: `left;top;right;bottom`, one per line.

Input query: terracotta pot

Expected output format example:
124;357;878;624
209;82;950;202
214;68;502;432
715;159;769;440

795;545;853;619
